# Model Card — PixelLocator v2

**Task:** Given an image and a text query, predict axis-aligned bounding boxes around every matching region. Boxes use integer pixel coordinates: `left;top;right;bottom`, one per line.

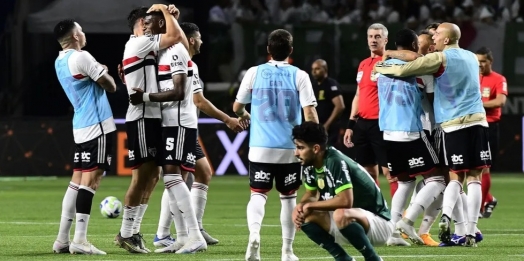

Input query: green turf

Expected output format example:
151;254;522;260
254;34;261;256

1;174;523;261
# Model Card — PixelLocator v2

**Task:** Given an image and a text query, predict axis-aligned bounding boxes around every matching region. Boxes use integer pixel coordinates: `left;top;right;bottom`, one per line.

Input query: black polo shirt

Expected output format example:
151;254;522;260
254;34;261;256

312;77;342;124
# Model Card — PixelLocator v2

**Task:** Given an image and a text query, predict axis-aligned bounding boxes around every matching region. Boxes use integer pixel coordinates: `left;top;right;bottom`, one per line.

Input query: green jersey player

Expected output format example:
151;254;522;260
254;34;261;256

292;122;392;261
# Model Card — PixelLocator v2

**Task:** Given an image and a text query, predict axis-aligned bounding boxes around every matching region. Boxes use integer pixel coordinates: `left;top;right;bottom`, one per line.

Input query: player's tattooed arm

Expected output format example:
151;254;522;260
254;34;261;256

383;50;422;62
304;188;353;212
303;106;319;123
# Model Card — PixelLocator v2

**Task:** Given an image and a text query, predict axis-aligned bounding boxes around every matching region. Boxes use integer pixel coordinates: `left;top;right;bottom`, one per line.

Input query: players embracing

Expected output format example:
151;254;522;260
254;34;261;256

375;23;491;247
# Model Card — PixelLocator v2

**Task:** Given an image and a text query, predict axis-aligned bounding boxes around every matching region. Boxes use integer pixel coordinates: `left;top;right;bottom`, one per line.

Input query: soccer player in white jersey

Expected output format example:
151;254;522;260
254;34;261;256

52;19;117;255
151;22;244;248
116;4;186;254
233;29;319;261
129;12;207;254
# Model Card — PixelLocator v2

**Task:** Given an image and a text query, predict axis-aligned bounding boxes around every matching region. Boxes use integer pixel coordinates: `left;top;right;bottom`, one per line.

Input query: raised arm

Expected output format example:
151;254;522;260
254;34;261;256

375;52;444;77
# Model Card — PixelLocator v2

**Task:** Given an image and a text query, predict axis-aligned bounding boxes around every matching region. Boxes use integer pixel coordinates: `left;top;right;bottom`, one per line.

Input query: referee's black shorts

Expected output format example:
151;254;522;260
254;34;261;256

352;118;387;167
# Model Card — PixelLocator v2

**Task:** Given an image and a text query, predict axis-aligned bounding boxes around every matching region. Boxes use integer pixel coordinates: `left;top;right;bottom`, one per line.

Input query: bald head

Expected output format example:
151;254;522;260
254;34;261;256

439;23;461;43
432;22;461;51
311;59;328;81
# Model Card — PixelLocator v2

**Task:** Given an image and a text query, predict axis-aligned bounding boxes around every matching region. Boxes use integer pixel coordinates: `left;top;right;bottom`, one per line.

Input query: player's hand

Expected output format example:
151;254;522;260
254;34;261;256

292;204;305;230
225;117;243;133
302;203;313;219
117;64;126;85
239;118;250;130
167;5;180;19
147;4;168;13
343;129;354;148
130;88;145;105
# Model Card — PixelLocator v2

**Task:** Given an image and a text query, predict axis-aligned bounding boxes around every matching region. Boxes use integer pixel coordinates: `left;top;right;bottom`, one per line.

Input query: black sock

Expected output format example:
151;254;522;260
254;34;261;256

338;222;380;261
301;222;353;261
76;187;95;214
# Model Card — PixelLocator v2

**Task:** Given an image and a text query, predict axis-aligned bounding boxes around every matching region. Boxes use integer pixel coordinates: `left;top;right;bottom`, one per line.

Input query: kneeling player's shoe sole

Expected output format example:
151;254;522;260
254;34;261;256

396;220;423;245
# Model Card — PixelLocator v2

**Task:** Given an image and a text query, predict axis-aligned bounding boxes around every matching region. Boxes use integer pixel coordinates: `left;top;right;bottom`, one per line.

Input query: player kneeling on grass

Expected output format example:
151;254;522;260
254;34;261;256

292;122;389;261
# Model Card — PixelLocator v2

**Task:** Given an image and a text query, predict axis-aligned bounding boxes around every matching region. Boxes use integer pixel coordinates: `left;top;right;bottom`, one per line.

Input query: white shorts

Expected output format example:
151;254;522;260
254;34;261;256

329;208;394;246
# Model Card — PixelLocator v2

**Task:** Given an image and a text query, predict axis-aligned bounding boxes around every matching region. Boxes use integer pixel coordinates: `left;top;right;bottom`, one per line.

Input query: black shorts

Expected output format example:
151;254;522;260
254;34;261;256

442;125;491;172
249;161;302;195
352;119;388;167
125;118;162;168
385;134;438;178
162;126;198;171
73;134;113;172
488;122;499;170
195;139;205;161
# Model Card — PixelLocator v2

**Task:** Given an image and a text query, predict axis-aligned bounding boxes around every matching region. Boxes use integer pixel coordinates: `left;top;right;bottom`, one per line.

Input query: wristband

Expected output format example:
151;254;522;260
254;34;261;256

142;93;150;102
347;119;356;130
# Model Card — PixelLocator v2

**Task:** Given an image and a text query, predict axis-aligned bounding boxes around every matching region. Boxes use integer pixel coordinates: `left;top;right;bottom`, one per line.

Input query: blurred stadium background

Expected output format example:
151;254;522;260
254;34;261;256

0;0;523;178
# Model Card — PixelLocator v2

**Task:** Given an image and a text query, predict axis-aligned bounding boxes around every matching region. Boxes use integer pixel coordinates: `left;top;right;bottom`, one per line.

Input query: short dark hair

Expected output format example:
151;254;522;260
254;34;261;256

54;19;76;41
127;7;149;33
425;23;440;31
268;29;293;61
180;22;200;38
395;29;418;51
292;122;328;148
476;46;493;61
419;29;432;36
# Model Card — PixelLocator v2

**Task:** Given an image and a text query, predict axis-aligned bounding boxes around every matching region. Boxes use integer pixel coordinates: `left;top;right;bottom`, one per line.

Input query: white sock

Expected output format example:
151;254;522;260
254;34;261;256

57;182;78;243
157;189;173;238
191;182;208;230
280;193;297;253
441;180;462;218
391;180;416;224
452;192;467;236
167;189;188;242
418;192;443;235
461;192;469;224
405;176;446;223
247;192;267;234
120;206;139;238
164;174;201;240
132;204;148;234
409;179;426;207
73;213;90;243
466;181;482;236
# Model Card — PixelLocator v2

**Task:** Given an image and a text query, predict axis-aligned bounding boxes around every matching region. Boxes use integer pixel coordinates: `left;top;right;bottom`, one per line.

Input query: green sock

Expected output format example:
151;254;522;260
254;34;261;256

338;222;380;261
301;222;353;261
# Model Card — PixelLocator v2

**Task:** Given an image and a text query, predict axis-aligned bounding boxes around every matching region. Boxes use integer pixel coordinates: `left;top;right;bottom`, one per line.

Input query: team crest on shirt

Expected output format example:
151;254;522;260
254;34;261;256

482;87;491;98
317;174;325;189
370;71;378;82
148;147;157;157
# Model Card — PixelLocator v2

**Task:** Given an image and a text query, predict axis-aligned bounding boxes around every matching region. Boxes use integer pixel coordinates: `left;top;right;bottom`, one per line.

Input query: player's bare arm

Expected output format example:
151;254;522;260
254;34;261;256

483;94;507;108
95;71;117;93
129;73;186;104
194;92;244;132
382;50;421;62
148;4;185;50
343;88;359;148
375;52;444;77
303;105;319;123
303;188;353;216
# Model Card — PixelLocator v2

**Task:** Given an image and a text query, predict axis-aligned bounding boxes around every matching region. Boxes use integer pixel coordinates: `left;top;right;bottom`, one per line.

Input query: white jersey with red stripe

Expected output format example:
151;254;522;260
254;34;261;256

123;34;162;122
417;75;436;132
157;43;197;128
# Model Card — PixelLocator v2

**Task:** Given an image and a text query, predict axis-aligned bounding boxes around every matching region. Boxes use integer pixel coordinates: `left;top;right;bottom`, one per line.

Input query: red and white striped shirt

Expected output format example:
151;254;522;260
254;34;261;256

123;34;162;121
